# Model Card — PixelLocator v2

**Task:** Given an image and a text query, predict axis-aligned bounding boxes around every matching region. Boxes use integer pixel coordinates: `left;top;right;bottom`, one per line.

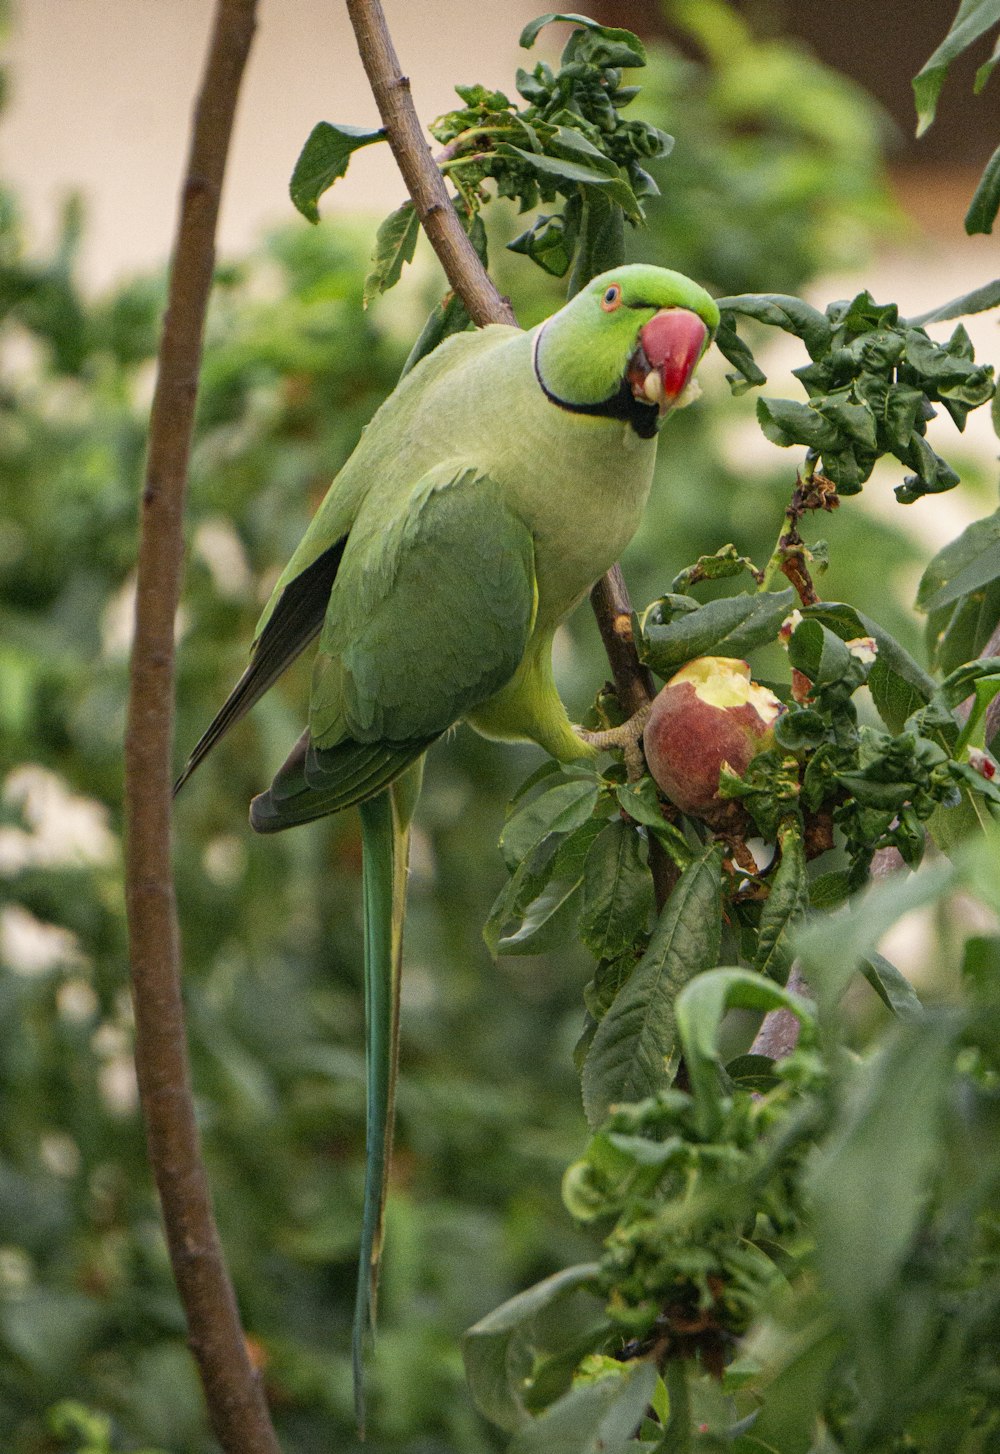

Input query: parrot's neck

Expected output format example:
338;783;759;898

531;322;661;440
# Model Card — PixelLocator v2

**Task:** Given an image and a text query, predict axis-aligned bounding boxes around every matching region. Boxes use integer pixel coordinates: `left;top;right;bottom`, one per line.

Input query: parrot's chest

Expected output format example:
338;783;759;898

494;413;657;625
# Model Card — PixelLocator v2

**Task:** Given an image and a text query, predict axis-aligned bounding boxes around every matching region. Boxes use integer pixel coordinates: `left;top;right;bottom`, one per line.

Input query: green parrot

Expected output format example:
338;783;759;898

175;262;718;1419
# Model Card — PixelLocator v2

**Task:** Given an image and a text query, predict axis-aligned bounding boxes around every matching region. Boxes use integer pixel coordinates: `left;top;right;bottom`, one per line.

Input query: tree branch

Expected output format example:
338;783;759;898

122;3;281;1450
345;0;516;327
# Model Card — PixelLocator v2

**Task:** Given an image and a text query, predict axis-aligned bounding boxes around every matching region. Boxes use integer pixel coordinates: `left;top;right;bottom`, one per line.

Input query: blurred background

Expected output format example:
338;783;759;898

1;1;997;1450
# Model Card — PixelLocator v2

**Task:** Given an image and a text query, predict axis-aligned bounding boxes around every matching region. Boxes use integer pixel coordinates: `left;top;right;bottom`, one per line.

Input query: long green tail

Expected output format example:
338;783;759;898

353;761;423;1431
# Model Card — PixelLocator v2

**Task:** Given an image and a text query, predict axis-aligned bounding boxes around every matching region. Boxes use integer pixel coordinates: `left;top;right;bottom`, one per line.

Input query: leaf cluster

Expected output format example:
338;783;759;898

431;15;670;287
290;14;672;308
716;290;996;501
469;838;1000;1453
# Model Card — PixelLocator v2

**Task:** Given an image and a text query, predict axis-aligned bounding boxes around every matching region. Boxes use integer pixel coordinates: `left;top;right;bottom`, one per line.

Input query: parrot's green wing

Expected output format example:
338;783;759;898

250;465;538;828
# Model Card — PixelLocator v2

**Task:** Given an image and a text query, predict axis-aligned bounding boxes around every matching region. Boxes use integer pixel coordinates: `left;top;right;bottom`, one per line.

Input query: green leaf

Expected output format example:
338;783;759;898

402;209;488;374
496;872;584;955
463;1263;601;1433
917;506;1000;614
912;273;1000;325
671;544;759;593
754;822;807;984
581;845;724;1127
509;1360;658;1454
614;779;695;868
714;319;767;394
804;602;935;733
860;952;924;1019
580;820;654;962
676;967;815;1132
796;860;955;1010
289;122;386;223
912;0;1000;136
788;619;853;686
363;201;420;306
637;589;796;678
809;1014;962;1363
501;145;642;222
756;397;843;453
967;144;1000;234
809;870;852;910
715;293;833;358
500;779;600;870
519;13;647;66
566;189;625;297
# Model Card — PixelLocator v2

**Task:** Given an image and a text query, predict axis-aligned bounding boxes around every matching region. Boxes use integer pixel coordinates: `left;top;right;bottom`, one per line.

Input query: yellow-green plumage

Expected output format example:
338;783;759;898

175;263;719;1426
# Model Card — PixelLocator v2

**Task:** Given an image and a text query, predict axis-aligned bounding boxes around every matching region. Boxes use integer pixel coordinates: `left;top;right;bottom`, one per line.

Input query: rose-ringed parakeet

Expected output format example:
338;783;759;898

175;263;718;1418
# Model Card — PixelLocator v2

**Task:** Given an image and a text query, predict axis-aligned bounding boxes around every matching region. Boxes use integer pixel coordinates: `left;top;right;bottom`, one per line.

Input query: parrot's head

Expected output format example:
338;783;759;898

532;264;719;439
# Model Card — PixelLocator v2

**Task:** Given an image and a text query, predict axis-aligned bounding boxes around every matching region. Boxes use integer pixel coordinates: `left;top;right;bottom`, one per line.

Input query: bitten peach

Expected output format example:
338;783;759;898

643;657;784;818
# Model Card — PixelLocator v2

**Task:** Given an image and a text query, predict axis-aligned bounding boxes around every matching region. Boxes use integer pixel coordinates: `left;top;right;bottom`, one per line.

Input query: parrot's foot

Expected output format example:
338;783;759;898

576;703;653;781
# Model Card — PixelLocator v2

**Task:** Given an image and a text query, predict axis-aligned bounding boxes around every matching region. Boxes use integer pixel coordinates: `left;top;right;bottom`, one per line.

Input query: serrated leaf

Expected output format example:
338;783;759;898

289;122;386;223
912;0;1000;136
363;201;420;306
580;820;654;962
967;144;1000;234
463;1263;601;1433
918;507;1000;613
581;845;724;1126
637;589;796;678
754;822;807;983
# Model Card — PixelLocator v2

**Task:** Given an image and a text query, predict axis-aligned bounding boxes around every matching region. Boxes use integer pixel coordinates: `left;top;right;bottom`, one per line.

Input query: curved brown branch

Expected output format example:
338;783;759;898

345;0;516;328
122;2;281;1450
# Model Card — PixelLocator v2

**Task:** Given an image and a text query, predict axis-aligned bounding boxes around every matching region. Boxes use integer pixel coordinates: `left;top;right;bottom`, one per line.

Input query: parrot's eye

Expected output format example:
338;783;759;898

601;284;622;312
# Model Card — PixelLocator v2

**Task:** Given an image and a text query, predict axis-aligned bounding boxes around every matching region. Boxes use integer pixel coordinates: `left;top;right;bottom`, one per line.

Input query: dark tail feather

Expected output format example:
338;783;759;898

173;537;346;795
249;733;430;833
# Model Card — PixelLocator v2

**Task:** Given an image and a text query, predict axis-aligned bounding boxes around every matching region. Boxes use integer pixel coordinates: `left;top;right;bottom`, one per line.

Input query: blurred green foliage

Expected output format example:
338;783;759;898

2;2;995;1451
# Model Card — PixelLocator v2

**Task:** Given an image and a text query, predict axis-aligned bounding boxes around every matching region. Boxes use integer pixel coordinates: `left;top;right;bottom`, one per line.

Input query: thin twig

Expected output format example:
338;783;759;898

591;566;677;907
123;2;281;1450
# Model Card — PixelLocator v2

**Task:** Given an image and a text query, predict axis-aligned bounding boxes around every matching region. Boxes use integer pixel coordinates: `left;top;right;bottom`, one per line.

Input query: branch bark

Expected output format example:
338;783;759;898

122;3;281;1451
345;0;516;327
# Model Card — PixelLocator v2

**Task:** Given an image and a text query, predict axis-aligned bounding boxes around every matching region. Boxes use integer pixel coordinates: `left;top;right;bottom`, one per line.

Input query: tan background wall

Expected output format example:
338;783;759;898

1;0;537;288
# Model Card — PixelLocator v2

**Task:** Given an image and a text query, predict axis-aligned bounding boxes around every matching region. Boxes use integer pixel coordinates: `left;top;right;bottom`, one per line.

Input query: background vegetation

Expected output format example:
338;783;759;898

2;2;999;1451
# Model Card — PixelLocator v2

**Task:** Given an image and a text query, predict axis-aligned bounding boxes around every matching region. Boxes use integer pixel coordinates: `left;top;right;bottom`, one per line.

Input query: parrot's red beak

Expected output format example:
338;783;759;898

627;307;709;415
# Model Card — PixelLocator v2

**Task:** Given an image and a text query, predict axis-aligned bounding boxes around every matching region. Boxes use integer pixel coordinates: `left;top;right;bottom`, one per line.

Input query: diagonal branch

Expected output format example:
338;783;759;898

345;0;516;328
122;2;281;1450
